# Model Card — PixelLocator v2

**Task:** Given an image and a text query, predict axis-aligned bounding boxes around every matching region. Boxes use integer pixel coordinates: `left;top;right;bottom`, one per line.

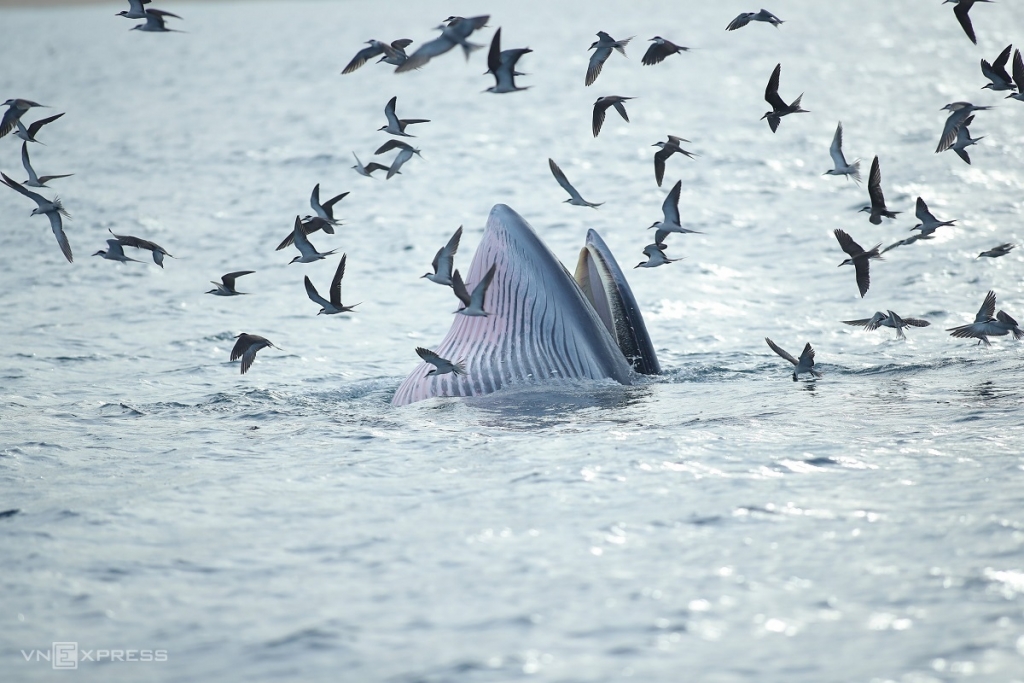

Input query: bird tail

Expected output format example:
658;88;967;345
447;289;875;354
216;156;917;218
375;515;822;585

849;160;861;183
460;41;484;60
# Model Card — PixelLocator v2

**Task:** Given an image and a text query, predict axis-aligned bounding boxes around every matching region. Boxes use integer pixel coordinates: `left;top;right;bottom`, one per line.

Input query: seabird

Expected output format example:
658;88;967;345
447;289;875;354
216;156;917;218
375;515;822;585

834;228;882;298
1007;49;1024;102
860;156;900;224
635;243;681;268
981;44;1016;91
415;347;466;376
641;37;689;66
880;233;932;255
275;215;334;251
351;152;391;178
342;39;411;74
310;183;348;225
451;264;497;316
131;9;182;32
592;95;633;137
207;271;254;296
945;0;992;45
947;290;1023;345
230;333;278;374
93;239;144;264
548;158;603;208
14;112;65;144
484;28;532;94
726;9;784;30
653;135;698;187
762;63;807;133
374;139;421;179
0;171;72;263
911;197;956;236
649;180;702;236
823;121;861;183
377;39;413;67
21;142;73;188
842;310;930;340
950;115;983;164
107;228;174;267
304;253;359;315
379;96;429;137
395;15;489;72
422;226;463;286
978;243;1014;258
764;338;822;381
0;99;46;139
116;0;162;19
586;32;633;86
287;216;338;264
936;102;990;153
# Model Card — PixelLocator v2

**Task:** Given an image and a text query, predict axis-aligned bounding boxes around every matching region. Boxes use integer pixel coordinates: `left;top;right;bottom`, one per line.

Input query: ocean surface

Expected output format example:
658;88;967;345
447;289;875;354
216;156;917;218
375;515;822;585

2;1;1024;681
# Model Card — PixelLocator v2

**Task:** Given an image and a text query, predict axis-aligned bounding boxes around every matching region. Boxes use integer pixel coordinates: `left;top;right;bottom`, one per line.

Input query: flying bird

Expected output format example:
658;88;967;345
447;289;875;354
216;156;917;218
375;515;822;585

947;290;1023;345
310;183;348;225
21;142;73;188
287;216;338;264
764;338;822;381
415;347;466;376
116;0;152;18
0;171;71;263
945;0;992;45
107;228;174;267
860;156;900;224
14;112;65;144
981;44;1016;91
586;32;632;86
484;27;532;93
978;243;1014;258
880;233;932;255
422;226;463;286
304;254;359;315
451;264;497;316
275;215;334;251
911;197;956;236
395;15;489;72
379;96;429;137
641;37;690;66
207;271;254;296
653;135;698;187
762;63;807;133
823;121;860;183
834;228;882;298
374;139;421;179
936;102;990;153
635;243;681;268
131;9;183;32
649;180;702;237
592;95;633;137
0;99;46;139
726;9;784;30
93;239;144;264
351;153;391;178
842;310;930;340
548;158;602;208
230;333;278;374
950;115;983;164
342;39;412;74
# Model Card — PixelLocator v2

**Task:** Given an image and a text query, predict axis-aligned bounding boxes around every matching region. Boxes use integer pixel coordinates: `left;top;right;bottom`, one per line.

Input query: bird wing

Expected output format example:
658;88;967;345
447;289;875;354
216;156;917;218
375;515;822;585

229;335;250;362
1;171;47;207
915;197;936;224
833;228;861;258
415;346;442;366
641;42;670;66
586;47;611;86
993;43;1013;76
726;13;752;30
26;112;64;138
329;253;347;307
487;27;502;74
221;271;253;289
291;217;317;257
304;275;332;309
953;147;972;165
342;42;384;74
953;2;977;44
469;263;497;311
853;257;872;297
20;142;39;183
976;290;997;322
384;96;399;127
548;158;582;201
386;149;412;179
323;191;349;211
937;108;969;153
662;180;682;226
901;317;931;328
391;38;413;50
797;343;816;370
841;314;880;330
765;337;798;366
0;105;23;139
374;139;410;155
451;270;472;307
867;156;885;208
438;225;463;277
829;122;847;167
764;63;787;111
612;99;630;122
1012;49;1024;90
592;100;608;137
653;146;674;187
239;342;264;375
364;162;391;174
48;210;72;263
395;35;457;72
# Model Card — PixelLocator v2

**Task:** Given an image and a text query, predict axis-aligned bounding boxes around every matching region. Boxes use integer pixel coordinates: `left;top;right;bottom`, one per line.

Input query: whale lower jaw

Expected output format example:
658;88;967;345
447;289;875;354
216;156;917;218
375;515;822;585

391;204;658;406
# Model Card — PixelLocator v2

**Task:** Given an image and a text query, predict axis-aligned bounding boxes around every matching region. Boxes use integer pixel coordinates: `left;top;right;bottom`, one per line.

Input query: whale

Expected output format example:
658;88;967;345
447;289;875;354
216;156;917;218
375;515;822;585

392;204;659;406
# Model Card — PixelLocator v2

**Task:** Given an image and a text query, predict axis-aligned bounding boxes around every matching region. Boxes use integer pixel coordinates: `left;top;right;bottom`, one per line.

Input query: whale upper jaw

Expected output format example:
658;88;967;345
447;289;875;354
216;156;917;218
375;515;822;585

391;204;659;406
